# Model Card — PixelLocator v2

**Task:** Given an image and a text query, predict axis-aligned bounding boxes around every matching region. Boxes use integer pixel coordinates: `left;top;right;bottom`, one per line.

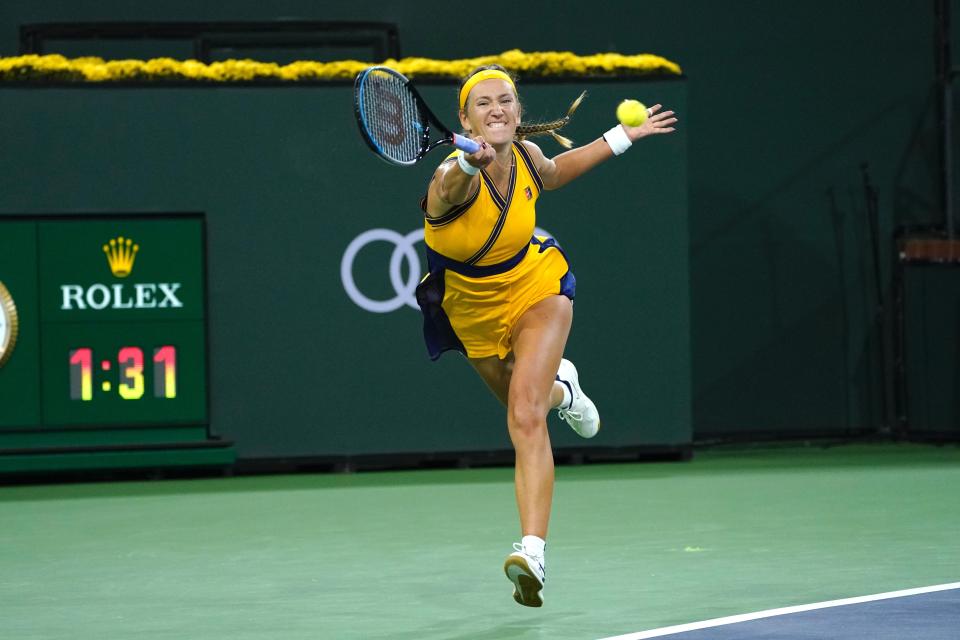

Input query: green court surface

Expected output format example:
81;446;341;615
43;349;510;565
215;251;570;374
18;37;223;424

1;443;958;640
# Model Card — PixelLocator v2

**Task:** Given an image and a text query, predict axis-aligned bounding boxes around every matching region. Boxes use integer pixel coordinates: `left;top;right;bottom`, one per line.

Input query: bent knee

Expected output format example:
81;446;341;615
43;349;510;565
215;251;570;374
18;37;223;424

508;402;549;439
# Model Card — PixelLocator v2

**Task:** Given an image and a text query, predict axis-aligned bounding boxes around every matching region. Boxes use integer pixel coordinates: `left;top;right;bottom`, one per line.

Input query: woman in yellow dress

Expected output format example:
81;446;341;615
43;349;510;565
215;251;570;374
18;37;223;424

416;65;677;607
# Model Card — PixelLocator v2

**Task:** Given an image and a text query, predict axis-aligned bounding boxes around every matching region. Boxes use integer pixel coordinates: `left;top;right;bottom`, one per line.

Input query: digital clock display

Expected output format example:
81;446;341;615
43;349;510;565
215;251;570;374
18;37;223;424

0;215;207;429
40;320;205;426
69;346;177;401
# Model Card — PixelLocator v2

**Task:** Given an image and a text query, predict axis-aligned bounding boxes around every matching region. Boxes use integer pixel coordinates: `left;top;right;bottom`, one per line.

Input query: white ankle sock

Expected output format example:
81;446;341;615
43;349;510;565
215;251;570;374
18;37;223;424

554;380;572;410
522;535;546;558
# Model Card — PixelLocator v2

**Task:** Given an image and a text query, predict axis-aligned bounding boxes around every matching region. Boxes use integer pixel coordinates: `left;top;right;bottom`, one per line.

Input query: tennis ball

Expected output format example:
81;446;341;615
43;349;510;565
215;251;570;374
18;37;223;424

616;99;648;127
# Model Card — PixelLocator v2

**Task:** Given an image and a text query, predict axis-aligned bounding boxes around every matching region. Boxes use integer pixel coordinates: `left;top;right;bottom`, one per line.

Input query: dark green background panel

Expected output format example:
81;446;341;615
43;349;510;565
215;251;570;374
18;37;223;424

39;321;207;427
0;217;209;433
0;0;950;445
0;223;40;428
903;265;960;435
0;81;689;458
37;218;205;322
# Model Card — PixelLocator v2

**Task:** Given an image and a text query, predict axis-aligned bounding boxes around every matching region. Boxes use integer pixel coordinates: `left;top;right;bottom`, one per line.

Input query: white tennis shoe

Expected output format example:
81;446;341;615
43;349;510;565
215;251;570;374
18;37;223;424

504;543;545;607
556;358;600;438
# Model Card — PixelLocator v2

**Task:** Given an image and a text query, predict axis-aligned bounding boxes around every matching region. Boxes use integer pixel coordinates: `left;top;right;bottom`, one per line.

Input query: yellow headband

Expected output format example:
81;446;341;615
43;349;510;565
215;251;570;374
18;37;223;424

459;69;517;110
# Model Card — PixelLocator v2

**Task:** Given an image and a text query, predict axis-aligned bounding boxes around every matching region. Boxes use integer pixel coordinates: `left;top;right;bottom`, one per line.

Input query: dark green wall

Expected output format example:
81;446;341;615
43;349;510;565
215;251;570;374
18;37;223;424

0;0;952;438
0;224;39;426
0;81;689;459
903;265;960;435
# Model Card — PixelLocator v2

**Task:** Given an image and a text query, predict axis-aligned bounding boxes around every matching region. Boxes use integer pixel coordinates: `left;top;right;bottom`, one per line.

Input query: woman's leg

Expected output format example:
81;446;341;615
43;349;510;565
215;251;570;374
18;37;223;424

469;351;566;412
467;295;572;606
468;353;514;407
503;295;572;538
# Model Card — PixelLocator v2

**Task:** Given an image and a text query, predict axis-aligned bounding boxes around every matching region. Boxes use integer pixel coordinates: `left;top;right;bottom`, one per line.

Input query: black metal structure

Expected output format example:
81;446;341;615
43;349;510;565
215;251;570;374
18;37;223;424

934;0;955;238
19;21;402;63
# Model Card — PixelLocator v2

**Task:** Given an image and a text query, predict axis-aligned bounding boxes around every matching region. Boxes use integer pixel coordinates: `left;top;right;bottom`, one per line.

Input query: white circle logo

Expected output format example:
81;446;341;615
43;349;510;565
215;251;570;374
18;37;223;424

341;227;554;314
341;228;425;313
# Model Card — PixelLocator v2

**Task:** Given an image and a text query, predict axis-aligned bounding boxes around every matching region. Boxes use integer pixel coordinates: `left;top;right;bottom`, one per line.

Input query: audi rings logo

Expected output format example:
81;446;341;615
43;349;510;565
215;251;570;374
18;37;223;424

341;228;425;313
341;227;553;314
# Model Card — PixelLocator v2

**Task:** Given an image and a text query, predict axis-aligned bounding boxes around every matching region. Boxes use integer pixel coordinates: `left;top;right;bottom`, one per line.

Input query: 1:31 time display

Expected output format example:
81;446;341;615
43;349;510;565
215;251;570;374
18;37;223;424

69;346;177;401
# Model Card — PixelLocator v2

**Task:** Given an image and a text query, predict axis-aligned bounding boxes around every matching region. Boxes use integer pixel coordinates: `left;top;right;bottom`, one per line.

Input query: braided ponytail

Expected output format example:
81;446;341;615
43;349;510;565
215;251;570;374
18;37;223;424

516;91;586;149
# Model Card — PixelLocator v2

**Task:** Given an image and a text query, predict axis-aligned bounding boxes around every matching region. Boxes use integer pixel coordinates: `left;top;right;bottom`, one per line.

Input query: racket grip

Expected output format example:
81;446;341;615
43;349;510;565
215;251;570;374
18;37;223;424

452;134;481;155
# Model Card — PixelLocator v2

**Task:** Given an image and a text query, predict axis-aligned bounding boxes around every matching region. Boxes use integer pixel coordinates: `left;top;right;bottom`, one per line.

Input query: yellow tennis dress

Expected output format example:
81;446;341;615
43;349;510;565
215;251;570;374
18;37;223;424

416;141;576;360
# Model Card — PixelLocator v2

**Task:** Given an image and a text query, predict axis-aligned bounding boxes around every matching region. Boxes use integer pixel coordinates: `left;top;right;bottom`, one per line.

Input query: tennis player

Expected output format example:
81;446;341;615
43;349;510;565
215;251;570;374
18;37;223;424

416;65;677;607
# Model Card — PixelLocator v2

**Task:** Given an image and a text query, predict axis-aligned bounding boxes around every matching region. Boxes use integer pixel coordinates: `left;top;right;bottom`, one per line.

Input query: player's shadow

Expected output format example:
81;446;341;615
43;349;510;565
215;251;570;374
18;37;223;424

370;612;583;640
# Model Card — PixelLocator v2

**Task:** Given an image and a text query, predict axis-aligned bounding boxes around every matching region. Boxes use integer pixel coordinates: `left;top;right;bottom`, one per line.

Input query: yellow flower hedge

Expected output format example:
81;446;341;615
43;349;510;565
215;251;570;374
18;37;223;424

0;50;681;83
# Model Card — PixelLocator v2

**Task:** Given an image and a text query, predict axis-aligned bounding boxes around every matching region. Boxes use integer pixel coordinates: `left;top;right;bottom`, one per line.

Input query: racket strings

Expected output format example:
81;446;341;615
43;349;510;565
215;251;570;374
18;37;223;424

361;70;423;164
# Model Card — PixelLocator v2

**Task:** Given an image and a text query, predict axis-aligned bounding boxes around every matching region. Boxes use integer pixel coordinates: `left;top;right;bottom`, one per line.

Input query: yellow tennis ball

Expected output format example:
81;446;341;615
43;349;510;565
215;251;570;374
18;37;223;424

616;99;648;127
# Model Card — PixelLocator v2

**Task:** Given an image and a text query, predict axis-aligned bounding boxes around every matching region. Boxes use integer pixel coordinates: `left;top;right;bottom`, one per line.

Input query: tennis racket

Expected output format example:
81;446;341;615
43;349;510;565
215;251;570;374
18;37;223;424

354;66;481;166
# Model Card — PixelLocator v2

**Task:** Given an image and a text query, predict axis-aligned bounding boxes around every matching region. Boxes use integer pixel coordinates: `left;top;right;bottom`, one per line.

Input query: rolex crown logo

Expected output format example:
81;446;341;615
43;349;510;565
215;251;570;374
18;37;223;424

103;236;139;278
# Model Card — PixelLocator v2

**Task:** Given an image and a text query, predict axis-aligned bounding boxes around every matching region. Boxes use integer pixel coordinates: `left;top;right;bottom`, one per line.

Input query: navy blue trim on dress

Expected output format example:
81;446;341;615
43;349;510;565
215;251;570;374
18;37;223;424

420;156;477;225
426;243;529;278
418;235;575;360
531;235;562;253
423;184;480;227
531;236;576;301
514;141;544;194
479;158;513;210
559;269;577;300
415;270;466;361
468;158;517;265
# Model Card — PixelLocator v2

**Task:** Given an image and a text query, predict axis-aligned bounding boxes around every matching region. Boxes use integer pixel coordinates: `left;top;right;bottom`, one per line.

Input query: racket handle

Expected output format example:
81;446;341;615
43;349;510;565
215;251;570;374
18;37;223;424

452;134;481;155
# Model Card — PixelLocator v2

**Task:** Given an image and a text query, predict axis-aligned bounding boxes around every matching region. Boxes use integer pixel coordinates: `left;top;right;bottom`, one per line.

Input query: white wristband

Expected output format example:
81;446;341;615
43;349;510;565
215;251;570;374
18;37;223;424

603;124;633;156
457;152;480;175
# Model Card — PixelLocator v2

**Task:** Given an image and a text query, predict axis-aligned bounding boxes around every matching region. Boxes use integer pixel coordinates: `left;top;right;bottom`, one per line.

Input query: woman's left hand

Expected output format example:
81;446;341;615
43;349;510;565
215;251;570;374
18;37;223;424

623;104;678;141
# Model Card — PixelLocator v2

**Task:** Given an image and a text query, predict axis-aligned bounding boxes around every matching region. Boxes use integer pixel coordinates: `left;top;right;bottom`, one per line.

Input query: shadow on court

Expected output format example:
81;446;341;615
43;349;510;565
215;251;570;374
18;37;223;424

368;612;585;640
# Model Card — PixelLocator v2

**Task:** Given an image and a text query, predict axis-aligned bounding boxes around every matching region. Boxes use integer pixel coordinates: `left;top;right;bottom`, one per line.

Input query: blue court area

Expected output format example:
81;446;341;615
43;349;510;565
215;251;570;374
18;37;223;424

600;584;960;640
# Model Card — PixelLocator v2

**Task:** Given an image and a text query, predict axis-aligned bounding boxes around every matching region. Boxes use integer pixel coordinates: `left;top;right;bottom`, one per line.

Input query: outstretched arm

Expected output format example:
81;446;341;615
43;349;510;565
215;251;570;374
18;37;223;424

424;136;496;218
524;104;678;191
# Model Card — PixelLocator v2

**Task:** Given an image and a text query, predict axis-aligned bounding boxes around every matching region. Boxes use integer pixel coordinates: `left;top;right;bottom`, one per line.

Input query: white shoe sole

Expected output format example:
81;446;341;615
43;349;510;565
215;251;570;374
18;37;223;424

503;554;544;607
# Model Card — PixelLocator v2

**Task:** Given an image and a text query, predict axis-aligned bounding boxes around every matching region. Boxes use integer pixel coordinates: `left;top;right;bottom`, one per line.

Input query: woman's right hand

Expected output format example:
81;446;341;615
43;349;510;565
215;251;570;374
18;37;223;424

464;136;495;171
427;136;493;216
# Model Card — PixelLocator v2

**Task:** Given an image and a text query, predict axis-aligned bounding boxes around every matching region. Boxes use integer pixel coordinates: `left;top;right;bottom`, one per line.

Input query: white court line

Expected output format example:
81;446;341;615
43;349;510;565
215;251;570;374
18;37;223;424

596;582;960;640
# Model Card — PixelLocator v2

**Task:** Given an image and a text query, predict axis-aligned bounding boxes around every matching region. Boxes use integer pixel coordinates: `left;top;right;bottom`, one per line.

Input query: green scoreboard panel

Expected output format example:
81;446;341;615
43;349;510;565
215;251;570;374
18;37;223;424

0;215;207;429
